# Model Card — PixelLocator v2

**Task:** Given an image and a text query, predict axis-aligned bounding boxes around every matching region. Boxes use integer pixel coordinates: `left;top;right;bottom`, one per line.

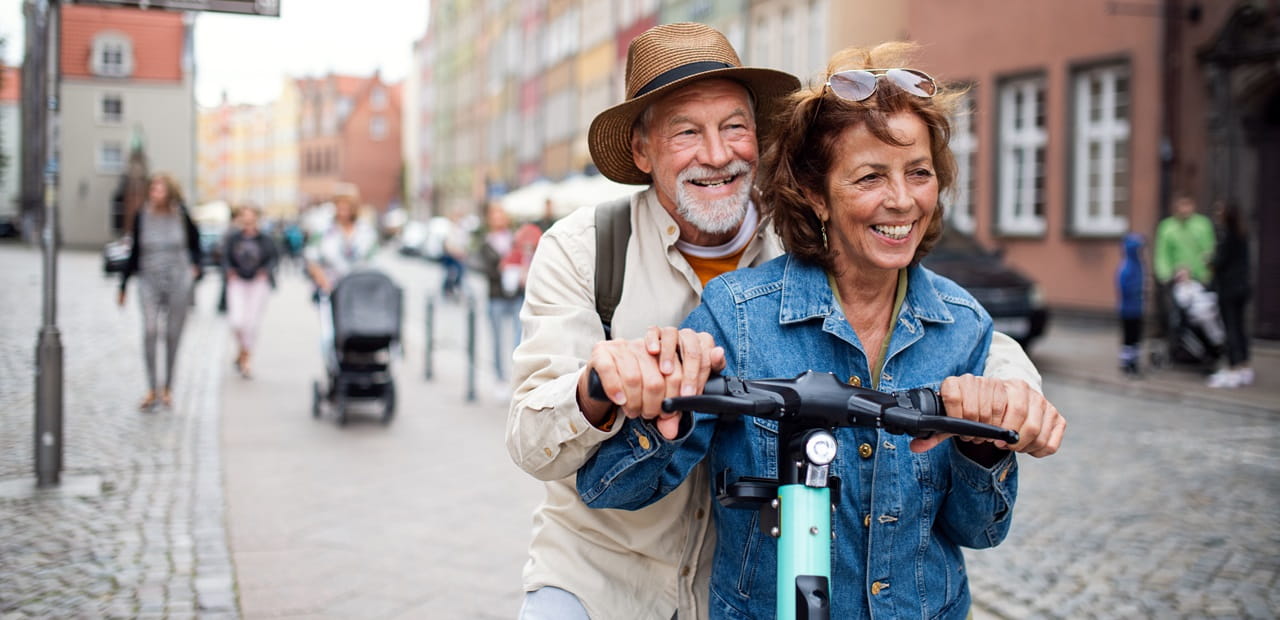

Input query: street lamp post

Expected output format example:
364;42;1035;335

29;0;62;488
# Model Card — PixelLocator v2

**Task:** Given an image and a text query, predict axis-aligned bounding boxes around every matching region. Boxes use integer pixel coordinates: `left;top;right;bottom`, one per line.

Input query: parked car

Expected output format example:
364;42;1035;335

198;226;225;270
420;216;453;262
0;215;20;239
398;220;428;257
922;225;1049;350
103;237;131;274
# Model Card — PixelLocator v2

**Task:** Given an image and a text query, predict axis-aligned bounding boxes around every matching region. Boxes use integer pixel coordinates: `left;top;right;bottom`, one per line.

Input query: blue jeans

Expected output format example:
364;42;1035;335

518;586;589;620
487;295;522;381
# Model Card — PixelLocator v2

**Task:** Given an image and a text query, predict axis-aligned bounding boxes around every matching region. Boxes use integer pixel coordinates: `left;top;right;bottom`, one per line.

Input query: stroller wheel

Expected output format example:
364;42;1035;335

311;380;323;418
381;382;396;425
335;393;348;426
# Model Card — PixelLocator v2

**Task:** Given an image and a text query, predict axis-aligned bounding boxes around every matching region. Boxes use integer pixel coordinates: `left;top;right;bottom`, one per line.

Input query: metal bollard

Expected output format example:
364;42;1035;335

465;293;477;402
424;294;434;380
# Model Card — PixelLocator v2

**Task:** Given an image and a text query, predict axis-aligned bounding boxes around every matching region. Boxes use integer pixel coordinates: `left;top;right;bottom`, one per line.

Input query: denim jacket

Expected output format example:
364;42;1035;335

578;255;1018;619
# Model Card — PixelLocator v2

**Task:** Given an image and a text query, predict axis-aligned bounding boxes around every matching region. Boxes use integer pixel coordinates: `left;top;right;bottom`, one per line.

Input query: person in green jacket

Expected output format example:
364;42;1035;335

1154;194;1216;285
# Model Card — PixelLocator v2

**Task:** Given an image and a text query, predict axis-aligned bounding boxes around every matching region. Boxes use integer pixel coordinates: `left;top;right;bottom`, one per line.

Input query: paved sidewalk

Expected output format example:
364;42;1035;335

1028;314;1278;415
219;256;542;619
0;243;237;618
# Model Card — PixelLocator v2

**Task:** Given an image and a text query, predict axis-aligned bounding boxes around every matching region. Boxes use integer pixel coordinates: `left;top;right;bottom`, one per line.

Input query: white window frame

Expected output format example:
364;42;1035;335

98;141;125;174
91;32;133;78
1071;63;1130;236
947;88;978;235
99;92;124;125
370;86;387;110
996;75;1047;236
370;116;388;141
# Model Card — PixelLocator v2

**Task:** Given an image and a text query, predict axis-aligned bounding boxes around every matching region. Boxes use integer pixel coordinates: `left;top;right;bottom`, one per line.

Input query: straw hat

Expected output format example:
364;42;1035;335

588;23;801;185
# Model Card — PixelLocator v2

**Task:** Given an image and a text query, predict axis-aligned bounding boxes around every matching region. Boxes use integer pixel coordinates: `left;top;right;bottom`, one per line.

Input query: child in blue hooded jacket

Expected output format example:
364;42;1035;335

1117;233;1146;375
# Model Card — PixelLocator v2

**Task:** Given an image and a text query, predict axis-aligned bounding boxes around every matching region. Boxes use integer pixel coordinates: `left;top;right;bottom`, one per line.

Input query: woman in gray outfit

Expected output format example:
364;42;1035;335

118;172;203;410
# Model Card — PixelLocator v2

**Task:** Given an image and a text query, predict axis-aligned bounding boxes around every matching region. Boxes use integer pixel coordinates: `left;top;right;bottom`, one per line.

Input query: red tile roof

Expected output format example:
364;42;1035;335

61;5;185;82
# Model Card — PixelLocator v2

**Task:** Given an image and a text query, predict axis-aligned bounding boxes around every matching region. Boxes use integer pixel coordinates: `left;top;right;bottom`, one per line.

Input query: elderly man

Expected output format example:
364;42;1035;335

507;23;1057;620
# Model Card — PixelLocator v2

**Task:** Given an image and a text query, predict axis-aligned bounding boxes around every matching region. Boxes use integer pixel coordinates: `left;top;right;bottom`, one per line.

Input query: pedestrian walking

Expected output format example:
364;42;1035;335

506;23;1055;620
1208;200;1254;388
1116;232;1146;376
439;210;471;301
304;183;378;378
476;203;536;387
223;204;279;379
117;172;203;411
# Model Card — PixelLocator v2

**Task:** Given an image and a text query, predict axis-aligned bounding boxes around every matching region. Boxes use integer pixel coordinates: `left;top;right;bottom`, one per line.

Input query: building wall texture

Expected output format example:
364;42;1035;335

58;5;193;248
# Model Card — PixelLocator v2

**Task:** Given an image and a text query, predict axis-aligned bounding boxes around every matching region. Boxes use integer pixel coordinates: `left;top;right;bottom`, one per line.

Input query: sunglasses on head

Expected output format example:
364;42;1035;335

824;68;937;102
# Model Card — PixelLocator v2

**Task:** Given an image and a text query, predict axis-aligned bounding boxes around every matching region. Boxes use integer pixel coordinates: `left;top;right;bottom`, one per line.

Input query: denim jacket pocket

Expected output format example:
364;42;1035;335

750;417;779;478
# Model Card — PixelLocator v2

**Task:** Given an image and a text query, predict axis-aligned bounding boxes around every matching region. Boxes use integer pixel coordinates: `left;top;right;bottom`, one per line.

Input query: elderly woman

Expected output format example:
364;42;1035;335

577;42;1065;618
118;172;202;410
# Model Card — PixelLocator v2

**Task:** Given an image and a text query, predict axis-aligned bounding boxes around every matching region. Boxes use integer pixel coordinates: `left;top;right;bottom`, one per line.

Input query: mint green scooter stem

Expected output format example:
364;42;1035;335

777;484;831;620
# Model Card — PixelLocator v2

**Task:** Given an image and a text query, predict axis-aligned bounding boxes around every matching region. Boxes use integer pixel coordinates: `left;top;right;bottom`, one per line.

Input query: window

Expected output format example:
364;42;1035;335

370;87;387;110
98;141;124;174
100;93;123;124
370;116;388;141
948;88;978;234
996;75;1047;236
90;33;133;77
1071;63;1130;236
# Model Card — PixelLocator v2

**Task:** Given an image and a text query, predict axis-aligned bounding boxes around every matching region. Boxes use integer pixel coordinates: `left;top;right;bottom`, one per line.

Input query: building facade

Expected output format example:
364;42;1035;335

1;65;20;225
196;79;301;219
297;72;403;212
59;4;195;248
908;0;1277;336
408;1;1274;333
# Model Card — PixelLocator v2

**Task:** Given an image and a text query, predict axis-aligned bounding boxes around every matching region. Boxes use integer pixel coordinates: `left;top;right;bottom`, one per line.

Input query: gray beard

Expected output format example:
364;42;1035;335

675;161;753;235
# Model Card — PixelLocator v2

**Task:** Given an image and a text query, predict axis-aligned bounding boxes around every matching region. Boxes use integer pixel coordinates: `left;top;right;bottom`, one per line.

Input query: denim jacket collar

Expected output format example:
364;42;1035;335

778;255;956;329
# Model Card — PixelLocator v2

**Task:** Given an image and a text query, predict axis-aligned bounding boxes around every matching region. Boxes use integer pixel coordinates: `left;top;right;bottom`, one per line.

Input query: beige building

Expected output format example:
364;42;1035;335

907;0;1278;336
196;79;301;219
59;4;195;248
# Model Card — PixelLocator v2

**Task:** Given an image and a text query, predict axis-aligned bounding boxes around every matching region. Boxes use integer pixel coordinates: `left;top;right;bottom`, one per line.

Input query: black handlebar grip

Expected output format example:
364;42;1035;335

587;369;610;402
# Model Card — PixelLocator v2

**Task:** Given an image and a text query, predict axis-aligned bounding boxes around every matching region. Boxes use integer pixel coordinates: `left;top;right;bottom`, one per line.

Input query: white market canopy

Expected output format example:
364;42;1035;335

500;174;639;221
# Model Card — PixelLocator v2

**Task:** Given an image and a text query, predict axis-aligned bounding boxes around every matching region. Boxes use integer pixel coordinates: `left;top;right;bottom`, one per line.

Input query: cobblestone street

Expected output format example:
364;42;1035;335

0;244;235;618
1;242;1277;619
966;383;1280;619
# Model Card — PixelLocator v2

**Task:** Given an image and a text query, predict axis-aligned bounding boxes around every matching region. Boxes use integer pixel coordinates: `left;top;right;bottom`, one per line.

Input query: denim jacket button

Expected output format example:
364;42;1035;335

636;432;651;451
858;443;873;459
863;514;871;527
847;375;862;387
871;581;888;595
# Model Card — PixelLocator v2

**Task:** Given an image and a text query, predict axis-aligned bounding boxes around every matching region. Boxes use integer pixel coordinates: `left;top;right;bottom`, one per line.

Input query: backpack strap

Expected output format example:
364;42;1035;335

594;196;632;339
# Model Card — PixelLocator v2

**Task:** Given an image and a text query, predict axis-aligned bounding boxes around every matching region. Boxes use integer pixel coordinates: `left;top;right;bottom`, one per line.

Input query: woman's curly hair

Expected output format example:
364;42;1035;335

758;41;964;272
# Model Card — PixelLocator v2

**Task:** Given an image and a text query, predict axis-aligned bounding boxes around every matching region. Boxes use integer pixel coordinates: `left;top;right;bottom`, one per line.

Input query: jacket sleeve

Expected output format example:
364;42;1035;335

119;212;142;293
983;331;1042;393
506;220;623;481
942;319;1019;548
576;296;726;510
577;412;714;510
182;206;203;274
938;445;1018;549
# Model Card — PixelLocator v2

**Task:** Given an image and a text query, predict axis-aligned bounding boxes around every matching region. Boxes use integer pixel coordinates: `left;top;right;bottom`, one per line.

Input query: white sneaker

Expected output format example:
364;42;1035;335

1207;369;1241;389
1235;367;1255;386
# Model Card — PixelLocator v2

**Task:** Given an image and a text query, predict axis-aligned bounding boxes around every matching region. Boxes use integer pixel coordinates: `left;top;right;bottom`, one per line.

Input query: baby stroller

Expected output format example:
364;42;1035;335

1151;278;1222;371
312;269;403;425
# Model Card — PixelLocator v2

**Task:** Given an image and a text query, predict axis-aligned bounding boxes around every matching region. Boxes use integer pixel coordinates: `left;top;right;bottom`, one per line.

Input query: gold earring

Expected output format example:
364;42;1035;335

820;220;828;250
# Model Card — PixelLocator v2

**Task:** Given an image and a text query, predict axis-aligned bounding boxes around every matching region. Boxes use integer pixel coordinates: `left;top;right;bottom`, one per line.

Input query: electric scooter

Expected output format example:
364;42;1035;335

591;370;1018;620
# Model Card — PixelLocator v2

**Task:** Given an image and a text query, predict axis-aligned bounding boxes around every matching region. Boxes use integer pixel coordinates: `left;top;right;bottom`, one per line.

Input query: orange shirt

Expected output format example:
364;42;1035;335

681;246;749;287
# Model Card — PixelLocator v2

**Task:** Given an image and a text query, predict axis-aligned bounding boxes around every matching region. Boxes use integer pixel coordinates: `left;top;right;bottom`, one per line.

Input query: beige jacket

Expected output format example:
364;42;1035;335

506;188;1042;620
